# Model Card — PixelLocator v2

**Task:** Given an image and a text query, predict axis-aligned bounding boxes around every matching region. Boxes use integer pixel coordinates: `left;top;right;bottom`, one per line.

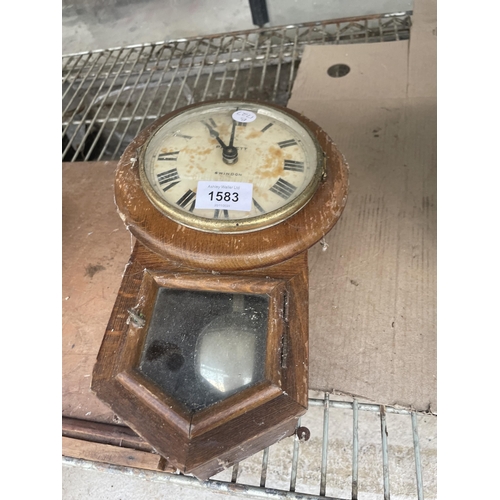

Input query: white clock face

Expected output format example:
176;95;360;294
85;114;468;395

139;101;323;233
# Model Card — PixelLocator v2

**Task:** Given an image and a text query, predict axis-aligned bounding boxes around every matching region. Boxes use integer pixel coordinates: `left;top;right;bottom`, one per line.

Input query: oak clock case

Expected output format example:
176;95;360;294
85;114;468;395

91;100;349;480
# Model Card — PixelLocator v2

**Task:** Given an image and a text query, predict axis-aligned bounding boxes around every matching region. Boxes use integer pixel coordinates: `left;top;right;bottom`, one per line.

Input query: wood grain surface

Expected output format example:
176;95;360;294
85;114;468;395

114;100;348;271
91;241;309;478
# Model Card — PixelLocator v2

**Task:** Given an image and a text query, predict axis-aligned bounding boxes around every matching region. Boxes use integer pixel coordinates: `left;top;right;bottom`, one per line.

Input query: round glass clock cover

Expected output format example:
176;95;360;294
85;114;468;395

139;101;324;233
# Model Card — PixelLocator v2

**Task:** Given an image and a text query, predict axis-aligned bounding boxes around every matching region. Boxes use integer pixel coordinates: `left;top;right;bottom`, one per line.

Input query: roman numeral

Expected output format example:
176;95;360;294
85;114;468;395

270;178;297;200
261;123;273;133
284;159;305;172
253;198;265;213
214;209;229;219
176;190;196;210
157;168;180;191
157;151;179;161
175;133;192;139
209;118;217;128
277;139;297;149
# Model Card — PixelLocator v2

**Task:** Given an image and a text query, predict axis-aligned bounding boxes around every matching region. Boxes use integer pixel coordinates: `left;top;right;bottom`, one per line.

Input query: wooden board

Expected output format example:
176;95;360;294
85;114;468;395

63;437;162;471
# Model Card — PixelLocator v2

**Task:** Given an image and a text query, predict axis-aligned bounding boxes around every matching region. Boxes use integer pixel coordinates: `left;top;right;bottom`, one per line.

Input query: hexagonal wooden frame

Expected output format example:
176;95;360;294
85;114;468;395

92;243;309;480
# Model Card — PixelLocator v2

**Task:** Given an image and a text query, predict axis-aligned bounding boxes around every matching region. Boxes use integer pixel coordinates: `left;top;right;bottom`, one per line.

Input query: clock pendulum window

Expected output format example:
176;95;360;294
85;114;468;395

91;100;349;480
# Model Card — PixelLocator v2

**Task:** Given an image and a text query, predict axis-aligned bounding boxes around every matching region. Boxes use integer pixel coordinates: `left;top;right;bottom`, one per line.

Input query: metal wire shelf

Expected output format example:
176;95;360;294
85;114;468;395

62;11;412;162
63;392;436;499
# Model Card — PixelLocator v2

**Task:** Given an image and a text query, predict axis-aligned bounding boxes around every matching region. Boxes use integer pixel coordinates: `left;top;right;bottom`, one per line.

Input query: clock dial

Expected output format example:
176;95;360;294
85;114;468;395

139;101;323;233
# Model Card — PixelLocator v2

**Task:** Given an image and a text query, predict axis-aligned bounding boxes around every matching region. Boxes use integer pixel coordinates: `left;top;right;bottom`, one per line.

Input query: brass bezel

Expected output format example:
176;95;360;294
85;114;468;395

137;101;324;234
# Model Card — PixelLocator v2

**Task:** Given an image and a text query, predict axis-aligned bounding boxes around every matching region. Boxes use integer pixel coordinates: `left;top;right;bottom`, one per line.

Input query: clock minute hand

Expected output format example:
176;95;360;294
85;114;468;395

223;119;238;165
228;119;237;149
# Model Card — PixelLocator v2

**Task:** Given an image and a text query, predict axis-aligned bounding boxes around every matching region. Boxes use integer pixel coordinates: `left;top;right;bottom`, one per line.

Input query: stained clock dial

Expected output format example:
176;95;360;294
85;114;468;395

139;101;323;233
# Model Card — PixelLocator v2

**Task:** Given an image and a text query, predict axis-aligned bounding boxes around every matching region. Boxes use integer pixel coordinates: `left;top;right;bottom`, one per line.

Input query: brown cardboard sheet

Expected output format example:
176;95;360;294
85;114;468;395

62;162;131;424
288;37;436;411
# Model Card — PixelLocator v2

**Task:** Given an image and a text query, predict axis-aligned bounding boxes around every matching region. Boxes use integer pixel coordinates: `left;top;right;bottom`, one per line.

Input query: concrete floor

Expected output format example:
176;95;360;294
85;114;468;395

61;2;437;498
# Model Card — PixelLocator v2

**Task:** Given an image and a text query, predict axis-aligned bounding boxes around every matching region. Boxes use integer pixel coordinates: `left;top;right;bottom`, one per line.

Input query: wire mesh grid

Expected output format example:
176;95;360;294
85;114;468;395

62;11;412;162
63;392;436;500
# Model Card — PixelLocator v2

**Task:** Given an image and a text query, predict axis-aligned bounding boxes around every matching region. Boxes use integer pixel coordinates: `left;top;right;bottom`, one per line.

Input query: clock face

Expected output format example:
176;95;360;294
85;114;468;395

139;101;323;233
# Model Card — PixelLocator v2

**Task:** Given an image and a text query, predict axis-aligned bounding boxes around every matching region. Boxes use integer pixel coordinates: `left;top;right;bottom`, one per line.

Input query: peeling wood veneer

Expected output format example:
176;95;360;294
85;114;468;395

114;100;349;272
91;244;311;479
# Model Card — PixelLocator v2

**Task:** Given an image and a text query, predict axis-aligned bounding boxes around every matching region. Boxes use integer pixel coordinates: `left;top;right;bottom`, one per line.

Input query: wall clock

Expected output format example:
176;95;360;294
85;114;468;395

91;99;348;480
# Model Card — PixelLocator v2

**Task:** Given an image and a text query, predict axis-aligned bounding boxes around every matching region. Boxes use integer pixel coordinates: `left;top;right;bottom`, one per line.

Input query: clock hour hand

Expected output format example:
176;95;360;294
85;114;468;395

203;121;228;149
203;119;238;165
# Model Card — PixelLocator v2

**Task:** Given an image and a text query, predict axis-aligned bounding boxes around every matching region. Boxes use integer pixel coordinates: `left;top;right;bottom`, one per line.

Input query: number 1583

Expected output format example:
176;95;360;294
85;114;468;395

208;191;239;202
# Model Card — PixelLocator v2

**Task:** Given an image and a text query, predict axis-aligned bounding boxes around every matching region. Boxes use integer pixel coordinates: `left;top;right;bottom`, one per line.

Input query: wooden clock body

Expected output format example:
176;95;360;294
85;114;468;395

91;100;348;480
